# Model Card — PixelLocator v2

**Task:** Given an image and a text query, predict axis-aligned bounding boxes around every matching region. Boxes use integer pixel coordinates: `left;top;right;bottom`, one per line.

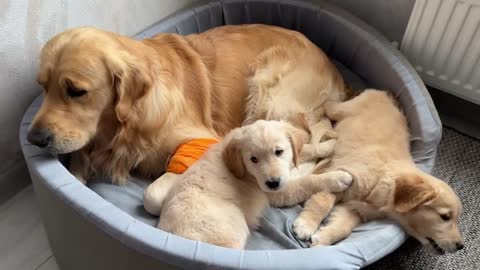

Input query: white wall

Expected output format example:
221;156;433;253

0;0;198;203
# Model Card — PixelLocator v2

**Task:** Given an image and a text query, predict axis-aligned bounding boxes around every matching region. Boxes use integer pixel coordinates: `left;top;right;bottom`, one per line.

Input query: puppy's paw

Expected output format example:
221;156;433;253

143;174;178;216
314;139;336;158
293;217;318;240
324;101;344;121
328;171;353;193
310;232;331;247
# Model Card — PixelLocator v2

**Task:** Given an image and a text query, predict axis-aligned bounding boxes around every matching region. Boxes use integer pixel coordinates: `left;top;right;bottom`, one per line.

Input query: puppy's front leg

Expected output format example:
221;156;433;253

268;170;352;207
293;192;335;240
310;205;361;247
312;170;353;193
143;172;179;216
299;140;337;162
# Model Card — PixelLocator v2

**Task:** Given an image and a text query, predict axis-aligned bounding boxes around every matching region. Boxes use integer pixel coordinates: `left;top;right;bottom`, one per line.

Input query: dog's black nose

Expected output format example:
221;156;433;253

456;242;464;251
27;128;53;148
265;178;281;190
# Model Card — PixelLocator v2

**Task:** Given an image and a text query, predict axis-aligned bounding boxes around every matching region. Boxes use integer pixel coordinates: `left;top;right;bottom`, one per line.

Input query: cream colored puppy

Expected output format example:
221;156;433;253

292;89;463;254
158;120;352;249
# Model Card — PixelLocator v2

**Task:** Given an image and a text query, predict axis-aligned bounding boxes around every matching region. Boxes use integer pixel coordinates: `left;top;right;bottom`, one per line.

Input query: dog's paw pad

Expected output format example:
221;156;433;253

293;218;318;240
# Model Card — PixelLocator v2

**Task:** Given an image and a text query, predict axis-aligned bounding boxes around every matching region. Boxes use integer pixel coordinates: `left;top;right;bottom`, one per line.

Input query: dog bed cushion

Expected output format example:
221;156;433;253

20;1;442;269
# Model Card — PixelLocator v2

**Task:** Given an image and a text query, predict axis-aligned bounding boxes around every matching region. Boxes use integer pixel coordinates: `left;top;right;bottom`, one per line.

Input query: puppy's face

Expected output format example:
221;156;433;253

223;120;308;192
393;173;463;254
27;27;152;153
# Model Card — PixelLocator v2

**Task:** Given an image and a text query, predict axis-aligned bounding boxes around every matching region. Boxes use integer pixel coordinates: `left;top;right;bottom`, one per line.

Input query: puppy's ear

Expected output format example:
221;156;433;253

285;122;309;166
223;130;246;178
394;173;437;213
106;52;153;123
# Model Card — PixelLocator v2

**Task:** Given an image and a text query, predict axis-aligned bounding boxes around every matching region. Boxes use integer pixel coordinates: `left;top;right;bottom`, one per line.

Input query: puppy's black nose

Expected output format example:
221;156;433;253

265;178;281;190
27;128;53;148
456;242;464;251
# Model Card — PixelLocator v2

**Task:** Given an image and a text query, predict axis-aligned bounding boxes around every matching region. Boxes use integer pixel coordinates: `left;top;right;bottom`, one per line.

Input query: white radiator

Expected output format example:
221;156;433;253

401;0;480;104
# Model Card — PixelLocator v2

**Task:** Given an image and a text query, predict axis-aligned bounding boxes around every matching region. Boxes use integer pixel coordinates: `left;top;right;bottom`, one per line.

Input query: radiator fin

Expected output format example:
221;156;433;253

401;0;480;104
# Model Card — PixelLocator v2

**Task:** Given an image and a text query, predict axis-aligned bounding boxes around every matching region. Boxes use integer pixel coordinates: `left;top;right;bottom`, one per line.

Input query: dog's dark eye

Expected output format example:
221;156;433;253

250;156;258;163
275;149;284;156
66;81;87;98
440;214;451;221
67;86;87;98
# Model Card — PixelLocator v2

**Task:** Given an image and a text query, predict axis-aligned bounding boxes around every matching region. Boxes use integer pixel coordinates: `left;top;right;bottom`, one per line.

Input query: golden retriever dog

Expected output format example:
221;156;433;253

290;89;463;254
158;120;352;249
26;24;348;184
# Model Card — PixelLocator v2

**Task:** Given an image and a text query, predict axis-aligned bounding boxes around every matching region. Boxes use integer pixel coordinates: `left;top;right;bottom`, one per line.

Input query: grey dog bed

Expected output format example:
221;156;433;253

20;0;442;269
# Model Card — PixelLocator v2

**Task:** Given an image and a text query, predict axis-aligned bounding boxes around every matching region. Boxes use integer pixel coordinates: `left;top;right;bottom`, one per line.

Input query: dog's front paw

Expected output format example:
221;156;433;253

293;217;319;241
328;171;353;193
310;231;331;247
314;139;336;158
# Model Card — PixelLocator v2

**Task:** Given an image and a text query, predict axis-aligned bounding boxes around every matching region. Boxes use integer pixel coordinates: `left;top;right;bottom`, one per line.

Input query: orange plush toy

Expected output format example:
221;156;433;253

166;138;220;174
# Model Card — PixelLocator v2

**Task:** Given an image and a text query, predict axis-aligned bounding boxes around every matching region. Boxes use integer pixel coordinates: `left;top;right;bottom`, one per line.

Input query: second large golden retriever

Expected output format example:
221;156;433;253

26;24;347;183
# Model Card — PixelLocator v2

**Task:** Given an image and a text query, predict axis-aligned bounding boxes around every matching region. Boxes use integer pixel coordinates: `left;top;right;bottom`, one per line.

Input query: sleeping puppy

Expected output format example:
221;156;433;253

291;90;463;254
158;120;352;249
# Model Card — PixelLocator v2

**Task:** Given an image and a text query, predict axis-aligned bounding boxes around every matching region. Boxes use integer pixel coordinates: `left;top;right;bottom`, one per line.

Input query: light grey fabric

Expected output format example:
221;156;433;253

20;0;442;269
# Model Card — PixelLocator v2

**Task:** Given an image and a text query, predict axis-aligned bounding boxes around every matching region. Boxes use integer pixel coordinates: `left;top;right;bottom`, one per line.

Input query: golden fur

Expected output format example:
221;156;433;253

289;90;463;254
28;25;347;184
157;120;352;249
143;43;343;216
244;45;347;126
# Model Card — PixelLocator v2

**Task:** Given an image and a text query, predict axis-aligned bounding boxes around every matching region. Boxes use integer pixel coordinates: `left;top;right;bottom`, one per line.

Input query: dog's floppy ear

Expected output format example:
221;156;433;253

222;129;246;178
284;122;309;167
106;52;154;123
394;173;437;213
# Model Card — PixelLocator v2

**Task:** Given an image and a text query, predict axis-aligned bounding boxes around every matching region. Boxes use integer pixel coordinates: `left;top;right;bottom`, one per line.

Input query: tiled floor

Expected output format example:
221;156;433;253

0;186;59;270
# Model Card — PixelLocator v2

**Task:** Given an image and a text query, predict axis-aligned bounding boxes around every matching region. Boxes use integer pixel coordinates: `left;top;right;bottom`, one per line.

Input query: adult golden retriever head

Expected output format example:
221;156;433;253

27;27;159;154
392;172;463;254
223;120;309;192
